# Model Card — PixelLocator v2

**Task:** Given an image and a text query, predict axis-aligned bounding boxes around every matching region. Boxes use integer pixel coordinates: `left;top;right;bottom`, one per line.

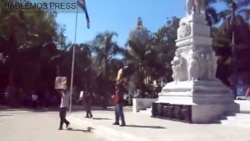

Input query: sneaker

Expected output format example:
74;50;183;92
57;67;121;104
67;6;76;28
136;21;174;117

58;127;63;130
112;122;119;125
66;123;70;128
120;123;126;127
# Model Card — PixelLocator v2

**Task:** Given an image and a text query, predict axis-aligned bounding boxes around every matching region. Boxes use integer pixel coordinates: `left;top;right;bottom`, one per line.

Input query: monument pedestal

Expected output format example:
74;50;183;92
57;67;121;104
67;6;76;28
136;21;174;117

157;80;239;123
152;3;239;123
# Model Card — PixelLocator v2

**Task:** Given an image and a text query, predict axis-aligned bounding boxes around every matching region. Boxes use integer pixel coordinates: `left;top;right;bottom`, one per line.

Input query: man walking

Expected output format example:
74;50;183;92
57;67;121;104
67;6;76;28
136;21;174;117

79;88;93;118
84;89;93;118
31;93;38;109
58;89;70;130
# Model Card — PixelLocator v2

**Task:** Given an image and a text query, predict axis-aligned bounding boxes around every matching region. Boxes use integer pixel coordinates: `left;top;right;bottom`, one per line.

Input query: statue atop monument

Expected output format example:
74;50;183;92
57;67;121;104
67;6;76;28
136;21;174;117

129;17;151;45
186;0;204;15
137;17;143;27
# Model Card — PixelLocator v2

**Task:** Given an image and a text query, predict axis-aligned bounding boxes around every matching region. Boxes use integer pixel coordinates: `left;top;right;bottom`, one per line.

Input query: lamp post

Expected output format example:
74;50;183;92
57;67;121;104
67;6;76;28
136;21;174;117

230;1;237;99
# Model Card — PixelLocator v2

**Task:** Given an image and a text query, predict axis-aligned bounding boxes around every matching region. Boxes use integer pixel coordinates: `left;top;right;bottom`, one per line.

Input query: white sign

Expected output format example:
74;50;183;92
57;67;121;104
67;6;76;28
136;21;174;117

55;76;67;90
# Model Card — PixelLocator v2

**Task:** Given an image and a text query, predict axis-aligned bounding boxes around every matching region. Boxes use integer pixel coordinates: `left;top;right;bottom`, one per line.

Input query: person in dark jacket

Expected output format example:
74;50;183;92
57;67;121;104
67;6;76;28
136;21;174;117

112;64;131;126
84;89;93;118
79;88;93;118
113;80;126;126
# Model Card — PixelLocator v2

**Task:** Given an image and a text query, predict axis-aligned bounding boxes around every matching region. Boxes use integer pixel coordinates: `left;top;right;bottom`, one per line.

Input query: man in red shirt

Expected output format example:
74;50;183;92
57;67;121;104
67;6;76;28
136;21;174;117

113;81;126;126
113;64;129;126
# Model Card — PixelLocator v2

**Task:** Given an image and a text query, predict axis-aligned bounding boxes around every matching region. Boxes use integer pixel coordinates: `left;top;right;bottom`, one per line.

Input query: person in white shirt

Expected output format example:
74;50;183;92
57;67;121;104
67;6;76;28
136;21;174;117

58;89;70;130
31;93;38;109
79;89;93;118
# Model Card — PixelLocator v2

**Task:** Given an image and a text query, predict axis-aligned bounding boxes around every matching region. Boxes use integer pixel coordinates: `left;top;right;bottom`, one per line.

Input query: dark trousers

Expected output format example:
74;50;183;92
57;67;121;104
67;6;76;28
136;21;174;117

32;101;38;109
85;103;93;117
59;107;69;128
115;103;125;124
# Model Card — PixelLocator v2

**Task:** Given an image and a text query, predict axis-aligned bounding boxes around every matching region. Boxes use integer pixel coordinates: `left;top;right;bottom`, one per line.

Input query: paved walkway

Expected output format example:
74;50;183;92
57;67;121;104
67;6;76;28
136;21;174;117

0;110;107;141
69;110;250;141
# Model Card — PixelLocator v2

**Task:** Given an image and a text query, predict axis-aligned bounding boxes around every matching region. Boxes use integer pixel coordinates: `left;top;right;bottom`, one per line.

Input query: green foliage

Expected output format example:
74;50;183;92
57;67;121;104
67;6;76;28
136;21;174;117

1;0;250;106
0;2;66;106
212;0;250;86
124;17;180;97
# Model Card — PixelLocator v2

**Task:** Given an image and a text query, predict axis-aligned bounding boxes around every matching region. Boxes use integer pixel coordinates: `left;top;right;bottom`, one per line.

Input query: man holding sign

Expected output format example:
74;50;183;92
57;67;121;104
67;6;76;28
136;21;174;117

113;65;129;126
55;76;70;130
58;89;70;130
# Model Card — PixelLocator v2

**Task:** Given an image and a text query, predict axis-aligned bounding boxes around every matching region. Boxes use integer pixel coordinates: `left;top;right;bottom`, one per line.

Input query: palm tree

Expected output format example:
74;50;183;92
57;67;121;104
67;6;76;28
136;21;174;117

212;0;250;94
203;0;221;27
125;36;155;97
72;43;93;89
91;31;123;107
201;0;250;27
151;17;180;82
218;0;250;21
91;31;122;77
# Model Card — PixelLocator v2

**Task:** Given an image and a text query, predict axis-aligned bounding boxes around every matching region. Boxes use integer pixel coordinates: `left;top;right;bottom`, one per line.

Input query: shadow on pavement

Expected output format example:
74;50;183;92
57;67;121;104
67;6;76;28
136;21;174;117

0;109;25;111
30;108;82;112
27;106;115;112
0;115;13;117
92;117;112;120
125;125;166;129
67;127;94;132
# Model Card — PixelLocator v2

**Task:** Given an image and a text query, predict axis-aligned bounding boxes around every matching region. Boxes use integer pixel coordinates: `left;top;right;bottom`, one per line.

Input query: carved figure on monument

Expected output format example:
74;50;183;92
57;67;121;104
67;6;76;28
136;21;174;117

171;56;182;82
187;51;200;81
198;53;206;80
177;21;191;39
186;0;204;15
197;51;217;80
210;53;218;80
199;52;217;81
200;53;214;80
171;54;187;82
206;54;213;80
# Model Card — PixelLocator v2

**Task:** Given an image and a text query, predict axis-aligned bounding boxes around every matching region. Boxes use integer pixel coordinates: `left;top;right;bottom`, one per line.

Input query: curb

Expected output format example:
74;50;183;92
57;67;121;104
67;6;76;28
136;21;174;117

68;115;150;141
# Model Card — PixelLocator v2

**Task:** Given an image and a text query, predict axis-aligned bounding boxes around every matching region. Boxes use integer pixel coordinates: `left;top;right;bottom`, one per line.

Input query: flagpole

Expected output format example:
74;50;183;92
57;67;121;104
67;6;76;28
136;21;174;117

69;5;79;112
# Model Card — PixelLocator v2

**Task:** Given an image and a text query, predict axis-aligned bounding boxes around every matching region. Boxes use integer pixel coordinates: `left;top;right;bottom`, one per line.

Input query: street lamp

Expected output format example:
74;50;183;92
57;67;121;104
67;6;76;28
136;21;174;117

230;1;237;99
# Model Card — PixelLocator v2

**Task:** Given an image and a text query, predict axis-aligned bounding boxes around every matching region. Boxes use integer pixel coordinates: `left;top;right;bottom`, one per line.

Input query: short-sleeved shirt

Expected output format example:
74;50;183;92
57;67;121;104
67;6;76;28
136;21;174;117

60;92;69;108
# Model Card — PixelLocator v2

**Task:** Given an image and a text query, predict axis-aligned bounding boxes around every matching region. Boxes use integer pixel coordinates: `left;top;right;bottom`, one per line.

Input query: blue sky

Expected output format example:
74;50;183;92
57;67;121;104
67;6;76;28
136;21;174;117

56;0;227;47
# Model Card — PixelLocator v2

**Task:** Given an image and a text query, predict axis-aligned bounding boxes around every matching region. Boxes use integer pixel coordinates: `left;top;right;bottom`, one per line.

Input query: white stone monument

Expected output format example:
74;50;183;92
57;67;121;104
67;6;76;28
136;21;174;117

156;0;239;123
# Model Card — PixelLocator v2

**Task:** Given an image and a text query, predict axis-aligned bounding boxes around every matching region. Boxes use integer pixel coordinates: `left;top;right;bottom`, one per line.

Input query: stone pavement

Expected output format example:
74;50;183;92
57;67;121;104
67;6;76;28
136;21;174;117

68;110;250;141
0;110;107;141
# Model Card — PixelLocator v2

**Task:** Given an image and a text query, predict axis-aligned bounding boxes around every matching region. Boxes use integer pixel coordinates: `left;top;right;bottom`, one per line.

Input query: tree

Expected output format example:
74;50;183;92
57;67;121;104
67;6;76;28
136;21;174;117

125;37;154;97
203;0;220;27
0;2;66;106
207;0;250;97
151;17;180;82
90;31;123;107
213;15;250;85
123;17;154;97
124;17;180;97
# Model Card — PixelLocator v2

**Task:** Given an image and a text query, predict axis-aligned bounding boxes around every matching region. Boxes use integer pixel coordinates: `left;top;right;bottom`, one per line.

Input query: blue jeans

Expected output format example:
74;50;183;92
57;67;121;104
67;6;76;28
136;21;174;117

115;103;125;124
